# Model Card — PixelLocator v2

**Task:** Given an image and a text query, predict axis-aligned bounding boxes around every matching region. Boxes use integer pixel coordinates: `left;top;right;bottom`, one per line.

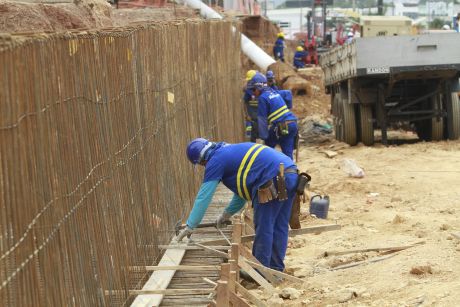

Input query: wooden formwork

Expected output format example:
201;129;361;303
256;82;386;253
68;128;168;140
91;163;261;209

124;185;340;306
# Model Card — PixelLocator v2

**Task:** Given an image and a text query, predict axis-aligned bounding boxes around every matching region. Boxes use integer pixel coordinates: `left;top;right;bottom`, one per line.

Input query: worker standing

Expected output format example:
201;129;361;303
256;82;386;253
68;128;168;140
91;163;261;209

273;32;285;62
178;138;299;272
293;46;307;69
243;70;259;142
248;72;298;159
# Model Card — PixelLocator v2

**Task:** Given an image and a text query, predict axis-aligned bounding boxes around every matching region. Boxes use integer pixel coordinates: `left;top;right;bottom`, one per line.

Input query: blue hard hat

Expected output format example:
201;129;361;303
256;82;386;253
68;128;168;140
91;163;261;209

247;72;267;90
186;138;209;164
266;70;274;80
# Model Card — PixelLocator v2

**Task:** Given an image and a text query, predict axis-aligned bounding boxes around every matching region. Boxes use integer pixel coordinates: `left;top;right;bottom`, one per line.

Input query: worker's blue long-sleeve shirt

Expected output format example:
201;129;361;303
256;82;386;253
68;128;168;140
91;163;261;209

257;88;297;140
273;38;285;60
185;143;296;228
186;180;219;228
293;51;306;68
278;89;293;109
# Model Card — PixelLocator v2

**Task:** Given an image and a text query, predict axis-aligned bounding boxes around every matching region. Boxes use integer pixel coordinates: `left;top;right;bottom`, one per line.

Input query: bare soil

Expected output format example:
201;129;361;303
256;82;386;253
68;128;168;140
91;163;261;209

250;69;460;306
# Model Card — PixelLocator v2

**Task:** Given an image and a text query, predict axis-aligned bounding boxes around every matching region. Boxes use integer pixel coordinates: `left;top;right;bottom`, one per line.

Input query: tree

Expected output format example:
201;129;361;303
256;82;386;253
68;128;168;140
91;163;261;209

429;18;445;29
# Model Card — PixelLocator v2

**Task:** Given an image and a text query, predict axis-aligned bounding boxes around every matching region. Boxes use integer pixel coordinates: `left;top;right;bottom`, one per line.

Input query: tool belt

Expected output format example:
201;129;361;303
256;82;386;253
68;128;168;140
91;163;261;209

276;120;296;136
257;180;278;204
258;166;298;204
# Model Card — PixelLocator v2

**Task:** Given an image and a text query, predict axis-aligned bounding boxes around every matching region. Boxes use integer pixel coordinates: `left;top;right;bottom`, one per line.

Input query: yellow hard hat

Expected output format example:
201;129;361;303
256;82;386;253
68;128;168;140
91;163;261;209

277;32;285;38
245;70;257;81
296;46;304;52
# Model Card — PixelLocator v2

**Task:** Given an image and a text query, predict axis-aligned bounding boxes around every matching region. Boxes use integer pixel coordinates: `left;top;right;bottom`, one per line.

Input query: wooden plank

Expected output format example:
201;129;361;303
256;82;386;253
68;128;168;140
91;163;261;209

200;224;341;245
220;263;231;282
239;245;278;285
238;256;274;291
233;222;243;243
158;245;231;250
203;277;218;287
145;265;220;271
106;288;215;295
216;281;229;307
228;270;236;293
235;283;267;307
194;243;230;258
331;253;397;270
323;241;425;257
244;259;304;284
130;245;186;306
229;290;251;307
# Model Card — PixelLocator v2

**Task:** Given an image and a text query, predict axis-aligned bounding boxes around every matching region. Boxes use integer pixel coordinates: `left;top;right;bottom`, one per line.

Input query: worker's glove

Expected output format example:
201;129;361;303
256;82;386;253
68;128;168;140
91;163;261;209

216;211;232;228
177;226;193;242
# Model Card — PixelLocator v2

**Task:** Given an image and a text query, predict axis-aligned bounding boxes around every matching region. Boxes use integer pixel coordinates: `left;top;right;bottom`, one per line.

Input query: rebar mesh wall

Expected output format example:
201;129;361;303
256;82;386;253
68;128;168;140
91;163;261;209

0;20;243;306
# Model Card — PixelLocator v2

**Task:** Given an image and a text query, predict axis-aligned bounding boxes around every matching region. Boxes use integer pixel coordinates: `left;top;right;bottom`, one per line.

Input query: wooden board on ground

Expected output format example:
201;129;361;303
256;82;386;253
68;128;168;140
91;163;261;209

238;256;274;291
200;224;341;245
244;258;304;284
235;283;267;307
130;244;187;306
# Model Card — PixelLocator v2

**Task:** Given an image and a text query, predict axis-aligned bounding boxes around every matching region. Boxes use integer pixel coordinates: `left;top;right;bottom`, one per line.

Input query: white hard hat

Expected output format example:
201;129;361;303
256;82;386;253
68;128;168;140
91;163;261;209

347;32;354;37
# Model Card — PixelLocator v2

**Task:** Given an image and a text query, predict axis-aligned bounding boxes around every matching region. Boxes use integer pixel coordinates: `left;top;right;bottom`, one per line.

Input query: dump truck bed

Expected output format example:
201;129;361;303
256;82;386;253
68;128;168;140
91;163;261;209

320;33;460;86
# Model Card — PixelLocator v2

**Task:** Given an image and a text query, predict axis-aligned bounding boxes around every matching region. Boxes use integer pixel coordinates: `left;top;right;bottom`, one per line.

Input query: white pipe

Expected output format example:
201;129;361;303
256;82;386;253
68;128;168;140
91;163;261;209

183;0;276;71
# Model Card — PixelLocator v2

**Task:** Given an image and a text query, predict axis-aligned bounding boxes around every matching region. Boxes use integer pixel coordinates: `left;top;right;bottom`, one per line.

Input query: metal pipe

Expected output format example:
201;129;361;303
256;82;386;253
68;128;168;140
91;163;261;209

184;0;276;70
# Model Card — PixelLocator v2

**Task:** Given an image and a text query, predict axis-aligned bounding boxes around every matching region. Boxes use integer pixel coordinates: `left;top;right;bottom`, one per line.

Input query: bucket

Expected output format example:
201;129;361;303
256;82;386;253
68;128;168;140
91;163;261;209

309;195;329;219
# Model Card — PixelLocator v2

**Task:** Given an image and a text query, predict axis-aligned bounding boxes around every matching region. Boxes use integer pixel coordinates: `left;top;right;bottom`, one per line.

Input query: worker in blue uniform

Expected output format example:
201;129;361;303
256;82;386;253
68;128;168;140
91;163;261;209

243;70;259;142
266;70;293;109
248;72;298;160
177;138;298;272
266;70;278;90
273;32;285;62
293;46;307;69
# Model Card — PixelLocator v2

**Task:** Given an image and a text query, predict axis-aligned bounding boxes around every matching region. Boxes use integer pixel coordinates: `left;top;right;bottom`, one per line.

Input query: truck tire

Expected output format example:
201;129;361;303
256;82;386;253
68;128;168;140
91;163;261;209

446;93;460;140
416;95;443;141
359;104;374;146
333;94;343;142
431;95;444;141
334;91;357;145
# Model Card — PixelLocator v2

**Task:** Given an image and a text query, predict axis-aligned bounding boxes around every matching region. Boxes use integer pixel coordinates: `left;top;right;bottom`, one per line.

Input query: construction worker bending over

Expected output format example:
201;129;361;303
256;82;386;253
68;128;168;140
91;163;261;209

243;70;259;142
248;72;298;159
266;70;278;90
178;138;298;272
273;32;285;62
293;46;307;69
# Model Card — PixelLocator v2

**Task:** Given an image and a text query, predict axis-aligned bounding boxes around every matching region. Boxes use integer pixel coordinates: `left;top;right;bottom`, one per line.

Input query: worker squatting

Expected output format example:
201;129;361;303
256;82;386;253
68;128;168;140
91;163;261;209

178;69;307;275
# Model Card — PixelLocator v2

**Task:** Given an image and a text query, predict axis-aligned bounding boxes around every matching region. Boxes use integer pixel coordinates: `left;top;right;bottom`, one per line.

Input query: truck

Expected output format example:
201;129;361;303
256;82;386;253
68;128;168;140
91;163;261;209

319;33;460;145
359;16;413;37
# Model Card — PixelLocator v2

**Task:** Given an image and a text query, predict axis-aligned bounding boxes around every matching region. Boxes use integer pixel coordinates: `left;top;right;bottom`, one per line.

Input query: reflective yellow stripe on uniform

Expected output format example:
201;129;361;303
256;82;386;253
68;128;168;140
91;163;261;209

268;105;289;123
236;144;267;200
237;144;261;199
249;100;258;107
242;145;267;200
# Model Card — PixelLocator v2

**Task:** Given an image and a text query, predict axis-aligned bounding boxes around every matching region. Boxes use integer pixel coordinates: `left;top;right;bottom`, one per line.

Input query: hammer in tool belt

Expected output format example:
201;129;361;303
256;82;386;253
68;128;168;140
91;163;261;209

277;163;288;201
174;220;232;236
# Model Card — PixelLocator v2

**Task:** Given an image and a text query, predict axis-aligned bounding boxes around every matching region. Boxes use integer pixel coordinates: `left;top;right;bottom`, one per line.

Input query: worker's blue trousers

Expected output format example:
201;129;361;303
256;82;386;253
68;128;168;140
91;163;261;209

252;172;298;271
265;121;298;160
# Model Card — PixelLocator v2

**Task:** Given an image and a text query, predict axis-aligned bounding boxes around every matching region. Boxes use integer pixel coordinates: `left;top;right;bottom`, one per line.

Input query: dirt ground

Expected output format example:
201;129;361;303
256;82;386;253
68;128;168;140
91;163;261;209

248;69;460;306
3;3;459;304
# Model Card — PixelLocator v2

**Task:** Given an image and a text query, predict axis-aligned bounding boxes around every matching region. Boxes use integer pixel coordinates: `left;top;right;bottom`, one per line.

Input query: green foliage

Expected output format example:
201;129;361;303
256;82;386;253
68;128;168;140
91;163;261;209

429;18;445;29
